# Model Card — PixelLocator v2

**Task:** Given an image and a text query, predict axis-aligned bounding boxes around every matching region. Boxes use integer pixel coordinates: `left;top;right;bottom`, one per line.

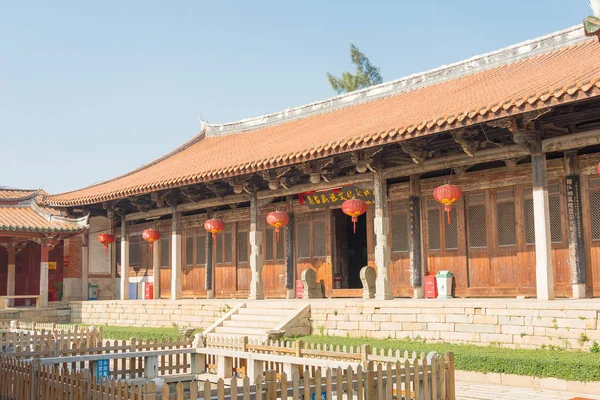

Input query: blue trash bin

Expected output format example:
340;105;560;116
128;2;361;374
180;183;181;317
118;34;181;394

128;282;137;299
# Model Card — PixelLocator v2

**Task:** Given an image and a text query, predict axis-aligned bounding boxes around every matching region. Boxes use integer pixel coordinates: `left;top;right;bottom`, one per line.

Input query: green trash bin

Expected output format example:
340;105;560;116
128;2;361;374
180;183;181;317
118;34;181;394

88;283;98;300
435;271;454;299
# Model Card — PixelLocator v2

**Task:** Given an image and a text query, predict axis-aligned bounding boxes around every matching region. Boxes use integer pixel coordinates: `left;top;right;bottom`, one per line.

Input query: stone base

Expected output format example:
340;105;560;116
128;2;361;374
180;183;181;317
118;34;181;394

572;283;586;299
413;287;424;299
62;278;82;301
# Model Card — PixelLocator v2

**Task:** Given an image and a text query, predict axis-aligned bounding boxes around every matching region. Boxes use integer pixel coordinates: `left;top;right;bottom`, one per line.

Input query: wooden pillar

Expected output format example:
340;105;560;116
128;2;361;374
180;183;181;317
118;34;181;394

152;237;161;299
564;151;586;298
285;197;295;299
409;176;424;299
248;193;264;300
374;171;393;300
170;208;182;300
120;217;129;300
206;232;214;299
531;135;555;300
81;234;89;300
7;242;15;307
39;241;50;308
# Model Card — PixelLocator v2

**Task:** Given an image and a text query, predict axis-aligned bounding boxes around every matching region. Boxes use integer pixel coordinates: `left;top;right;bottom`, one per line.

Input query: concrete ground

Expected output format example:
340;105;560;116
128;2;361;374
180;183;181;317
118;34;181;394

456;381;600;400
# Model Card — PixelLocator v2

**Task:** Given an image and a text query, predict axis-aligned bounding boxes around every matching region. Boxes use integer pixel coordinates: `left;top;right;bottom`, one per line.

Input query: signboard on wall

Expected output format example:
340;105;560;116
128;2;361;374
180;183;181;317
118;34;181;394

48;262;57;271
95;359;110;382
299;185;374;209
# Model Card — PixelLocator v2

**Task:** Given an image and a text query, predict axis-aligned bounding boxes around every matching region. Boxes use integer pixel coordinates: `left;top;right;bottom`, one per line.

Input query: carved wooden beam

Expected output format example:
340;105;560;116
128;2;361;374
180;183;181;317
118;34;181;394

298;159;334;184
206;182;230;198
179;187;203;203
452;128;481;157
128;197;153;213
260;167;292;190
150;191;171;208
351;148;383;172
226;175;253;194
400;142;432;164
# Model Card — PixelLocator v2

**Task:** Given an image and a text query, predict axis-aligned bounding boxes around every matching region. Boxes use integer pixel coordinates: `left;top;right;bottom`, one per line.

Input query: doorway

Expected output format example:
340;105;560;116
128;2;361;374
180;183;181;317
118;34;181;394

333;209;368;289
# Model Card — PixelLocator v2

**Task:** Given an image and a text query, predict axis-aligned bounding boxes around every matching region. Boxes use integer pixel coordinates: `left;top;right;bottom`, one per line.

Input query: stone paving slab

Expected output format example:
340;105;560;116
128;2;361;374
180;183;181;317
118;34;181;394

456;382;600;400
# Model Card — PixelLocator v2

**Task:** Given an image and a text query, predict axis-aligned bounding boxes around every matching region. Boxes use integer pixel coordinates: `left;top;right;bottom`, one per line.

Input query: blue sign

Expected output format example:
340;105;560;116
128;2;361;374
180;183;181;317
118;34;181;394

310;391;326;400
96;359;109;383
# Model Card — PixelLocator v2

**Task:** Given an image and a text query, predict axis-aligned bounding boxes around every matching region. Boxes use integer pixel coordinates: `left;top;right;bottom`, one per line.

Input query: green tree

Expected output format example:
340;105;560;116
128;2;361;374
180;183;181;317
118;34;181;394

327;44;383;94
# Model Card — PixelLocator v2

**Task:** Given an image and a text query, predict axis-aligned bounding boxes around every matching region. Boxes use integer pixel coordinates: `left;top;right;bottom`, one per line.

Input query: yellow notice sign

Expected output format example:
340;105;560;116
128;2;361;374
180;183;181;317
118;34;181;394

48;262;57;271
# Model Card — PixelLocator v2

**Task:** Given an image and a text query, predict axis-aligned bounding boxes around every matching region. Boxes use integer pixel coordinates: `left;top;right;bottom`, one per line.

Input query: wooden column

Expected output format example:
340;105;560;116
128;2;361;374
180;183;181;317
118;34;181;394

7;242;15;307
409;176;424;299
170;209;182;300
564;151;586;299
248;193;264;300
39;241;50;308
374;171;393;300
152;237;161;299
206;232;214;299
285;197;295;299
120;217;129;300
81;234;89;300
531;135;555;300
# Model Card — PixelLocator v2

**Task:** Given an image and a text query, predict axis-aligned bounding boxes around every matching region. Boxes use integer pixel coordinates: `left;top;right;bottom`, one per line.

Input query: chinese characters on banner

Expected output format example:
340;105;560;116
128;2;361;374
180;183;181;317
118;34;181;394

96;359;110;382
300;185;374;209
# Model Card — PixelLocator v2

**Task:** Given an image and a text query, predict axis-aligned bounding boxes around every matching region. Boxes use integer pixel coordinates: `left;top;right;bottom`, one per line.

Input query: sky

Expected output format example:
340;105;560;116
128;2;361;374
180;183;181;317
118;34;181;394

0;1;592;194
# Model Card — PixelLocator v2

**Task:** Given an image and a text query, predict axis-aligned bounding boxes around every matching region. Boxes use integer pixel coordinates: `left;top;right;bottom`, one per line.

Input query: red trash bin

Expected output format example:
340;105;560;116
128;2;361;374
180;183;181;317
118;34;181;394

424;275;438;299
144;282;154;299
295;280;304;299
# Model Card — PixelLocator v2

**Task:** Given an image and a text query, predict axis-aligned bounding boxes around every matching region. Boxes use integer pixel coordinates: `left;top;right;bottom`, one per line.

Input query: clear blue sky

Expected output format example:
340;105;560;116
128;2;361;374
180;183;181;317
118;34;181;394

0;1;591;194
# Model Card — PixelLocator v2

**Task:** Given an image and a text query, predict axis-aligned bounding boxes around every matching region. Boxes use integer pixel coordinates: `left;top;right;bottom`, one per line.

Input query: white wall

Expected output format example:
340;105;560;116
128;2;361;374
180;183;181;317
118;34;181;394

88;216;112;275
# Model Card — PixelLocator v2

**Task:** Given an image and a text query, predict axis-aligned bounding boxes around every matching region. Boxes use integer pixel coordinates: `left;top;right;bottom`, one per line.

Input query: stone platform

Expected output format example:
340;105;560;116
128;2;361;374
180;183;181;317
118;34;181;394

68;298;600;350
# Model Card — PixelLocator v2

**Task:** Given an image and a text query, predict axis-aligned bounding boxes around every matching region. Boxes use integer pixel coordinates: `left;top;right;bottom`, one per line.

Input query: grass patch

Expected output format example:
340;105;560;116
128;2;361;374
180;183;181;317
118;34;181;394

288;335;600;382
81;324;201;341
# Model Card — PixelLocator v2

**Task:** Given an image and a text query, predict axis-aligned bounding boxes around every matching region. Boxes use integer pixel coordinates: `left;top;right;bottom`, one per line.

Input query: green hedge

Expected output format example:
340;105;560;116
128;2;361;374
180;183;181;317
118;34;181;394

290;336;600;382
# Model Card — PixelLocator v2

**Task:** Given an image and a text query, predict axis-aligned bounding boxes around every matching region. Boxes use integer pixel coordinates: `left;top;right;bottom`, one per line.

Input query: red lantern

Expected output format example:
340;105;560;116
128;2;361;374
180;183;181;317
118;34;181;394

342;199;367;234
433;184;463;224
97;233;114;255
204;219;225;246
266;211;289;241
597;161;600;175
142;229;161;254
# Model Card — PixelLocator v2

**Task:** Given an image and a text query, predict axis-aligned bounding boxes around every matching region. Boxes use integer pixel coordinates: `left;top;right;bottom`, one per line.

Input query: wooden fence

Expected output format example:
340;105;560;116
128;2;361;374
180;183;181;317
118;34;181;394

0;354;454;400
0;327;103;355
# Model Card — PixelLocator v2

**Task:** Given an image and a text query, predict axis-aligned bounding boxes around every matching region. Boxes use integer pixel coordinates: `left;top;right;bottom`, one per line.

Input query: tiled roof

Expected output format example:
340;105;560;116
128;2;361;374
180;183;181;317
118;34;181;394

0;206;87;233
0;188;38;201
46;27;600;207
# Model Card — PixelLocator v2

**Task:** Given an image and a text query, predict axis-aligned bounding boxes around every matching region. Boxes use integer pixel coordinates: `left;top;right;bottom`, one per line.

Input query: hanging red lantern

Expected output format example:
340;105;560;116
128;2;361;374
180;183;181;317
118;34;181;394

342;199;367;234
433;184;463;224
97;233;114;255
142;229;161;254
204;218;225;246
266;211;289;241
597;161;600;175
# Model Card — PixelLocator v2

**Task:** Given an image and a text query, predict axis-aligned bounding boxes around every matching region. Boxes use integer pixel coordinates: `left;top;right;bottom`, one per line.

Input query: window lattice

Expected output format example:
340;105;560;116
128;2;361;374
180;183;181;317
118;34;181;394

591;191;600;241
497;202;516;246
468;204;487;248
196;234;206;265
428;208;441;251
224;233;232;263
160;236;169;267
216;234;223;264
237;231;248;263
265;228;274;261
549;195;562;243
391;202;407;212
391;212;409;253
313;221;327;257
297;222;311;258
276;233;285;261
524;199;535;245
496;190;513;201
467;193;485;203
445;207;458;250
129;240;141;266
185;237;194;266
591;179;600;189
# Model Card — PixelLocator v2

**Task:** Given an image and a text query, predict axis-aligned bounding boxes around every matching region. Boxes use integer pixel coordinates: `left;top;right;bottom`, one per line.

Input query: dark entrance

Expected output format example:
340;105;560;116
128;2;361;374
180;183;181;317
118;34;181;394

333;209;368;289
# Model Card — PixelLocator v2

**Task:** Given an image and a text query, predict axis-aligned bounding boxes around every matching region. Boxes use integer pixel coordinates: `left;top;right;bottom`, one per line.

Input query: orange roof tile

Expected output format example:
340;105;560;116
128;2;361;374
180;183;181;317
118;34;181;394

46;28;600;207
0;206;86;233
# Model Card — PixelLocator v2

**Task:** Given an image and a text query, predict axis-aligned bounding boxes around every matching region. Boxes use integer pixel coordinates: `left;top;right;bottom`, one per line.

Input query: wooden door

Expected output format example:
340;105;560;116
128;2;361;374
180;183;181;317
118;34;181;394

182;229;207;298
424;197;468;295
489;188;519;291
583;176;600;296
296;211;331;294
389;201;411;297
215;226;236;297
262;225;286;298
159;233;171;299
465;192;492;291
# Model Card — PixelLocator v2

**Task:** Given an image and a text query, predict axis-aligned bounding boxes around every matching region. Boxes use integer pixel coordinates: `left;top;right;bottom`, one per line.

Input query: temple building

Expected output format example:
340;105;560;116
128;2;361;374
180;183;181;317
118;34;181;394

11;25;600;303
0;188;88;307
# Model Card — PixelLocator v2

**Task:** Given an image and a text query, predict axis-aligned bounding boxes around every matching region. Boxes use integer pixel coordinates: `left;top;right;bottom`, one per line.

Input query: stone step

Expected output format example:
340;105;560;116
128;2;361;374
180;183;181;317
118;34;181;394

243;302;300;310
238;308;294;316
214;326;267;336
230;314;282;323
222;320;272;329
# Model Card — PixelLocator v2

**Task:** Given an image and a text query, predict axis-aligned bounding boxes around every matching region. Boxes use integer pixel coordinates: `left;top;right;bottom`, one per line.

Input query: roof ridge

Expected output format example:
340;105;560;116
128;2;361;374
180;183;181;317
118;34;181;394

204;24;586;137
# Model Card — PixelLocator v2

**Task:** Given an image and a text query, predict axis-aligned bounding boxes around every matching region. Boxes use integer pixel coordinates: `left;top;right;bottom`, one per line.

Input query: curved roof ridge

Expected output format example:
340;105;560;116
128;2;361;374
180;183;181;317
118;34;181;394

0;188;41;202
205;24;586;137
43;125;208;202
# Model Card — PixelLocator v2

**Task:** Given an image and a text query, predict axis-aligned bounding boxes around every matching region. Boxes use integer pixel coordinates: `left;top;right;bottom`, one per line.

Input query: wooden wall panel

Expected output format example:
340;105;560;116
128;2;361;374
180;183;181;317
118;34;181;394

160;269;171;299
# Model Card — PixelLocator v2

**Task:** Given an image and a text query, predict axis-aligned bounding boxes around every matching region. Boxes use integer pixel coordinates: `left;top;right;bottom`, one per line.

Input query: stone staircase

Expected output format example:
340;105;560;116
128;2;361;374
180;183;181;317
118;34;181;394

203;301;311;341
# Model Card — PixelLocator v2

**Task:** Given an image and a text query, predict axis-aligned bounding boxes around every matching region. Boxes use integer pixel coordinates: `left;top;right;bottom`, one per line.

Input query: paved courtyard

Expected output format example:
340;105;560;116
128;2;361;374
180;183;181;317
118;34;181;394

457;382;600;400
